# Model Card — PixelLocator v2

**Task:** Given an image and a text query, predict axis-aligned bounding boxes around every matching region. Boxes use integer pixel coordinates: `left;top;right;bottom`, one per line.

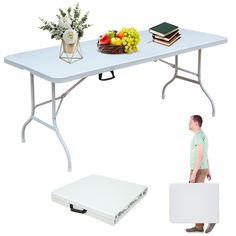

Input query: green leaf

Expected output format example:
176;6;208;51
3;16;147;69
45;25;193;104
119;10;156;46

59;8;66;17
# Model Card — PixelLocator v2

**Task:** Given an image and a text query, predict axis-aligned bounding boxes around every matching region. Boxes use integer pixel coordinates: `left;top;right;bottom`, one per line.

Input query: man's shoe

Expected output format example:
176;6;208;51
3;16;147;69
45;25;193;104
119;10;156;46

186;227;204;233
205;223;216;234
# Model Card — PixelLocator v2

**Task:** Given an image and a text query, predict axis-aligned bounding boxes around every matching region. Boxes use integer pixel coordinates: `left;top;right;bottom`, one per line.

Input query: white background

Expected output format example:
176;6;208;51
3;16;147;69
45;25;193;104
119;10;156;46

0;0;235;235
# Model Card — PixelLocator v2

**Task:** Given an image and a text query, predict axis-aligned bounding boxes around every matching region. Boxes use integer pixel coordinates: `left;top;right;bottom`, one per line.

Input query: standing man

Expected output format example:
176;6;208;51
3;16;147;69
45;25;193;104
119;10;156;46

186;115;215;234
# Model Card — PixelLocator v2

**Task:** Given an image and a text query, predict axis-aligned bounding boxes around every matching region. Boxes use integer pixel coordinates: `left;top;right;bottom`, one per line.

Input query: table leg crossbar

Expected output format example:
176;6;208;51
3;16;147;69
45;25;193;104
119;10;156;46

160;49;215;116
21;74;87;171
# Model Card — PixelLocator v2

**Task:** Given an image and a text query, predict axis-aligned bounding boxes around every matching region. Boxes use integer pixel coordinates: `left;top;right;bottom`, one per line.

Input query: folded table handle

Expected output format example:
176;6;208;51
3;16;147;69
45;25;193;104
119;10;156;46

99;70;115;81
70;204;87;214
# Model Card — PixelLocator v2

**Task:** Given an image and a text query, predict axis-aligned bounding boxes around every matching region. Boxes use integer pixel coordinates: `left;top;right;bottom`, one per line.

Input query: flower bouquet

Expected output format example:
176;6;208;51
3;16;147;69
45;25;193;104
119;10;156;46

39;3;92;63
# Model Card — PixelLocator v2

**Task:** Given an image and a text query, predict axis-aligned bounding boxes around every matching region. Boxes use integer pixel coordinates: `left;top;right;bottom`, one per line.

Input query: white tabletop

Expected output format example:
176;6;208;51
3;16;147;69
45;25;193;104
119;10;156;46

4;29;227;83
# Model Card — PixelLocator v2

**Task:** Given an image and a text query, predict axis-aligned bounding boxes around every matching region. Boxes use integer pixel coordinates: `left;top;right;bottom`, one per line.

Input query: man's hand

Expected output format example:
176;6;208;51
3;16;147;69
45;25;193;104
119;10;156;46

207;170;211;181
189;171;197;183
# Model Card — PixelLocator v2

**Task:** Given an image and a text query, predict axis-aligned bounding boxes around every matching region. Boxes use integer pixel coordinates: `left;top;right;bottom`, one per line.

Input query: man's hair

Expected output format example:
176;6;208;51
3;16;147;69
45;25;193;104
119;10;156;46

191;115;203;127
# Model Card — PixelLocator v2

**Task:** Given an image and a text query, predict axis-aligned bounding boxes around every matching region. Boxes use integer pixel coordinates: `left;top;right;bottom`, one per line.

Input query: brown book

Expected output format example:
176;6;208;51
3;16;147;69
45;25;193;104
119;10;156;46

153;34;181;46
152;31;179;42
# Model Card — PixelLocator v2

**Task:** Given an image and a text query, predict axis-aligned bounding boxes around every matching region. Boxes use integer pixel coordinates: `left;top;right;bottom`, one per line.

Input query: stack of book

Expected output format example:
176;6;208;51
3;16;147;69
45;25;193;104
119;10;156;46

149;22;180;46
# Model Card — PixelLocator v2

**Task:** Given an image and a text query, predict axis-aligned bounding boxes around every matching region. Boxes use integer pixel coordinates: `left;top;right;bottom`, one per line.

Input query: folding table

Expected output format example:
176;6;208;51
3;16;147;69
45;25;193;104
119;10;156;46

169;183;219;223
4;29;227;171
52;175;148;225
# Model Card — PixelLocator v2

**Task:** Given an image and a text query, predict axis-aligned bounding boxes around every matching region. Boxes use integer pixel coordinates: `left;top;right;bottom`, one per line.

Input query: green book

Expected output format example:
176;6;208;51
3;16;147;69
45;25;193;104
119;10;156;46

149;22;179;37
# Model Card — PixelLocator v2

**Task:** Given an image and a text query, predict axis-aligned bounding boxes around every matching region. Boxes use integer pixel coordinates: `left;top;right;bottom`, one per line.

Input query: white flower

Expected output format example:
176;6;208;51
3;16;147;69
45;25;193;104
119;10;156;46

63;29;78;44
58;16;72;29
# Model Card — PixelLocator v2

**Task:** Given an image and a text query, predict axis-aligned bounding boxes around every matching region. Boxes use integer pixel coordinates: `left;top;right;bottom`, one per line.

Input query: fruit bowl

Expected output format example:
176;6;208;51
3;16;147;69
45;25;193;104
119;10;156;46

97;28;140;54
97;43;124;54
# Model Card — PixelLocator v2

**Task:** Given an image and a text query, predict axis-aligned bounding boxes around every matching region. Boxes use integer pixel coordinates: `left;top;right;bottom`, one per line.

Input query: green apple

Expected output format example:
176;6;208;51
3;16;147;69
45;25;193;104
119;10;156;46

106;30;115;39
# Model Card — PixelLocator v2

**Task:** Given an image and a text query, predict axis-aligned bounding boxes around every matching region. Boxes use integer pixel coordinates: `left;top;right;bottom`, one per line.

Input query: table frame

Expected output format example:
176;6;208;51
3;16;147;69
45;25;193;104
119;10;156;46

161;49;215;116
20;48;214;171
21;73;87;171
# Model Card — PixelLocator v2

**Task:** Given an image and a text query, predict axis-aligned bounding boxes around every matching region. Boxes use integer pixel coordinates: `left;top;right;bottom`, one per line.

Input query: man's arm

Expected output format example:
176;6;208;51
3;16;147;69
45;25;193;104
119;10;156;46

189;144;203;183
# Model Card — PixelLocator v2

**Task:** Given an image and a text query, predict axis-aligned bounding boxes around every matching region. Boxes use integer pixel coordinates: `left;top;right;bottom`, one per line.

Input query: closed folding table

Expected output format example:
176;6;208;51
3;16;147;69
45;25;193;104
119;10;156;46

169;183;219;223
52;175;148;225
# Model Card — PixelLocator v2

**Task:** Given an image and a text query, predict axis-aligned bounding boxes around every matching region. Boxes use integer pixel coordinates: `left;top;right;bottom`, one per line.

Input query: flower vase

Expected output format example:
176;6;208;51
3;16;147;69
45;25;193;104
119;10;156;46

59;39;83;64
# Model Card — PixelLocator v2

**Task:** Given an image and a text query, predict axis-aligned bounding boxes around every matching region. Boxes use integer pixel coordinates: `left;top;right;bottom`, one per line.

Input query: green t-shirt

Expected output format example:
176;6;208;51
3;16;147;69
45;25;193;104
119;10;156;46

190;130;208;170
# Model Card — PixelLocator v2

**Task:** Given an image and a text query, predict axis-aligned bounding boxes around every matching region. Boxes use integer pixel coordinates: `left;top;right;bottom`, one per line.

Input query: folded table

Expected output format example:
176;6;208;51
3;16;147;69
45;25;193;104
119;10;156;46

52;175;148;225
169;183;219;223
4;29;227;171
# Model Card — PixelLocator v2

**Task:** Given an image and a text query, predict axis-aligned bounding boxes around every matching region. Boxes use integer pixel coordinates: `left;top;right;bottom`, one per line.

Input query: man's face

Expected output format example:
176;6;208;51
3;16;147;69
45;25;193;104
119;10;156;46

188;117;195;130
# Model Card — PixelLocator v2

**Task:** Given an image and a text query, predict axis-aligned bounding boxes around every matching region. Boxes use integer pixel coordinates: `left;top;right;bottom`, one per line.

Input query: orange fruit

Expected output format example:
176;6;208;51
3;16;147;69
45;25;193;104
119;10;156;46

116;31;124;39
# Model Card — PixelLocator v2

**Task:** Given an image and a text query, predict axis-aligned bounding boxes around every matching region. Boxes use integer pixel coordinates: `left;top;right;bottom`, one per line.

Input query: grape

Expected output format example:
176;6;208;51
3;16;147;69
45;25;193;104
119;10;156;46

120;27;140;54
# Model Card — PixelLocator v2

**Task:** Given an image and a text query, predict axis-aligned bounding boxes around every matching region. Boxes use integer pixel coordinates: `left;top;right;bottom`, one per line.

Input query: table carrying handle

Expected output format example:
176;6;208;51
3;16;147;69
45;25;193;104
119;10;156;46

99;70;115;81
70;204;87;214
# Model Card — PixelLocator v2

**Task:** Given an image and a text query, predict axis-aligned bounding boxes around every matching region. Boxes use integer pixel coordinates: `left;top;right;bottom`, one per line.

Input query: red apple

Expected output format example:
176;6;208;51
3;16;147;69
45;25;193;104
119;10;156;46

99;33;110;45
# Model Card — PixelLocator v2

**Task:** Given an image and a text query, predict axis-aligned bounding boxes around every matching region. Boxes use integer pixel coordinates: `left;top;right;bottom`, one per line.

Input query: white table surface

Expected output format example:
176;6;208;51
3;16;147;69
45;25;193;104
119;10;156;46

4;29;227;83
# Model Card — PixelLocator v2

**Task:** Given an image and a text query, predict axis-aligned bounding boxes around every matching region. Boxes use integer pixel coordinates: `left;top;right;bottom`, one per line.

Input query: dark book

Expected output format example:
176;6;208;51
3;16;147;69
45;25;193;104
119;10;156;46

149;22;179;37
152;31;179;42
153;34;181;46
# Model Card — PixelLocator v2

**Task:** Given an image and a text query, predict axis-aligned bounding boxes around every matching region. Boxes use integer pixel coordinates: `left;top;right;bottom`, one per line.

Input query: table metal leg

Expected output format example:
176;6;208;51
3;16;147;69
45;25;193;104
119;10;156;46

21;73;35;142
51;83;72;172
21;73;87;171
160;50;215;116
162;55;178;99
197;50;215;116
